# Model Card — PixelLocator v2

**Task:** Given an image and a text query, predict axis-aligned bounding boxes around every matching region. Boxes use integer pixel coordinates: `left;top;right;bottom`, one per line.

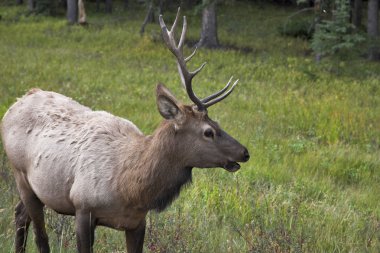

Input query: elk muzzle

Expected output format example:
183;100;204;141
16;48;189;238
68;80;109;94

222;143;250;172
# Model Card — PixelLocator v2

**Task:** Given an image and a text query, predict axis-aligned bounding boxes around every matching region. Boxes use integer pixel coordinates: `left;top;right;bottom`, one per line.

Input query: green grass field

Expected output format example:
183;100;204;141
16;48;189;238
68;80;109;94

1;2;379;252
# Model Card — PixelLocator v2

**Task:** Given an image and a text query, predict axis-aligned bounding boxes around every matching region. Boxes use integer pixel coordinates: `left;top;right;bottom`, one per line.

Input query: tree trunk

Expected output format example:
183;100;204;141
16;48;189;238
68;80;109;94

368;0;379;60
105;0;112;13
78;0;86;24
140;1;154;35
16;0;23;5
28;0;35;11
197;1;219;48
67;0;78;24
352;0;362;28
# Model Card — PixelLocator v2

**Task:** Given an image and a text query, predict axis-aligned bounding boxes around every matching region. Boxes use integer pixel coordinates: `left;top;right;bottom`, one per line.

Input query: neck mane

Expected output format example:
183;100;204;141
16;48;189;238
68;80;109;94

117;121;193;212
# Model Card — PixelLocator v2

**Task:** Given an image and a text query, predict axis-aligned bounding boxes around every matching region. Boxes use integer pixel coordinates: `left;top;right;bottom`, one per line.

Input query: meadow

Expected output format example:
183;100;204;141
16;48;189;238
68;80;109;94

0;2;379;252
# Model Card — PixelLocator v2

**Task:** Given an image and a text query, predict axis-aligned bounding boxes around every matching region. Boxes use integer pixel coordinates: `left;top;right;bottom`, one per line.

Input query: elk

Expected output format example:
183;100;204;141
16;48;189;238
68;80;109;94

1;9;249;253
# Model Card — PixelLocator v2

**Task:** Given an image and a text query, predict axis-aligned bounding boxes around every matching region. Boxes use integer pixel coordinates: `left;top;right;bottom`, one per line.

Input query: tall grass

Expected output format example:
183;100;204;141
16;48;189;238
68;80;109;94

0;2;379;252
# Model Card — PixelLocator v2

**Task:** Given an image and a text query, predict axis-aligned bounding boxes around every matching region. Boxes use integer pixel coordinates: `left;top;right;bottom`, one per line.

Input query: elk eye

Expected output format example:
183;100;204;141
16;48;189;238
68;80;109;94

204;129;214;139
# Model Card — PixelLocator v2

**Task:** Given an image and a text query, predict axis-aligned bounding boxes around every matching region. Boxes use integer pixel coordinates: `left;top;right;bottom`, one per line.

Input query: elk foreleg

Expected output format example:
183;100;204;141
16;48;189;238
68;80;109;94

15;201;31;253
75;211;96;253
125;219;146;253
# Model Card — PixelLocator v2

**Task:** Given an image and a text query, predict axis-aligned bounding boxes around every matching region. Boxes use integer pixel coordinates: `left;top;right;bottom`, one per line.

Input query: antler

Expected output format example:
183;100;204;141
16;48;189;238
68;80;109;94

159;8;239;112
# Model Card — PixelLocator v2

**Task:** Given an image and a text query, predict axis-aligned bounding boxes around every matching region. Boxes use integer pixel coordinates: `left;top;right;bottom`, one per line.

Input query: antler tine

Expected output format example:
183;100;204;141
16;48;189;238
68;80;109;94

178;16;187;50
190;62;207;78
171;8;181;38
158;15;173;53
202;76;234;103
185;47;197;62
204;79;239;108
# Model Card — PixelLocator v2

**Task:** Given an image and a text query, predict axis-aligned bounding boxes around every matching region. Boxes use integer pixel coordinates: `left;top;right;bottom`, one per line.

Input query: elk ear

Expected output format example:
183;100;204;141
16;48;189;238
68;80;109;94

156;84;183;120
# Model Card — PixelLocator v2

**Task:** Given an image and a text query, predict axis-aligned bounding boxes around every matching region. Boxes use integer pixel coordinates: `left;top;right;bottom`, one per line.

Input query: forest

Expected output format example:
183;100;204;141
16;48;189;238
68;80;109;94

0;0;379;252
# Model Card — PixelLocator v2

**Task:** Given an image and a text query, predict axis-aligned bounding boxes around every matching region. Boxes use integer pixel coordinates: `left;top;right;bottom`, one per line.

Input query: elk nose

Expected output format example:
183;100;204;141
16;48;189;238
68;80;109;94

242;148;250;162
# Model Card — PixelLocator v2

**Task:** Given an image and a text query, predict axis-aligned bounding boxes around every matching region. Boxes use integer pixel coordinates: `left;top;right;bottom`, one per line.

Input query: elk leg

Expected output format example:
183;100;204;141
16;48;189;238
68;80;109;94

20;192;50;253
75;211;95;253
125;219;146;253
15;200;31;253
13;171;50;253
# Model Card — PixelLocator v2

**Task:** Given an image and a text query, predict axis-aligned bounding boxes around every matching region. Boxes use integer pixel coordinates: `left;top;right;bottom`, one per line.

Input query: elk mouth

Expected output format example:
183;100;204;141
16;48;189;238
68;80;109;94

223;161;241;172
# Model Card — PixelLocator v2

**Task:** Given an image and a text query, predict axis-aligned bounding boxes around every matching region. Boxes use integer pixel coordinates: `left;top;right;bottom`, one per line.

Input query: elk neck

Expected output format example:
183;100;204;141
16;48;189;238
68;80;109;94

117;120;193;212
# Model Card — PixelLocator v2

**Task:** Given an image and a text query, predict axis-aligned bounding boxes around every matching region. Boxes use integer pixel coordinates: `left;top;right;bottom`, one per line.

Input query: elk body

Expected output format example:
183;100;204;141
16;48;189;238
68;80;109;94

1;9;249;253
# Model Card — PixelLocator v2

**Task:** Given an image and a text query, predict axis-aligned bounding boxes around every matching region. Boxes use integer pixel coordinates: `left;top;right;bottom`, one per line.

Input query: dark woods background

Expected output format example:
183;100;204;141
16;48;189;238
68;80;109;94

2;0;379;60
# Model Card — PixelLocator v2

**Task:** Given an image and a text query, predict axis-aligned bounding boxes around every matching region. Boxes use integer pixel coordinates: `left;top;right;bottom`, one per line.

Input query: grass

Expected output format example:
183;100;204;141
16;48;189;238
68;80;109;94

1;1;380;252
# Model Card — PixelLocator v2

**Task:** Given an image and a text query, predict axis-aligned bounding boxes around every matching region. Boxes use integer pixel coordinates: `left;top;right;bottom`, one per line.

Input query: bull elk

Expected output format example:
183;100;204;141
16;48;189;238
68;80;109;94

1;8;249;253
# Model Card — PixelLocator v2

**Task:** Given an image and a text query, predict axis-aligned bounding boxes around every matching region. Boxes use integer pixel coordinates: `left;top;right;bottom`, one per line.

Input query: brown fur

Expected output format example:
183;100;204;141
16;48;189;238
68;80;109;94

117;120;193;212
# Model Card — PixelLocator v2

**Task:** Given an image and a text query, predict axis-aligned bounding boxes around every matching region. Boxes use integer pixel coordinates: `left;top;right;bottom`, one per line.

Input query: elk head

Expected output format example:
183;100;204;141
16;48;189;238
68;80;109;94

158;8;249;172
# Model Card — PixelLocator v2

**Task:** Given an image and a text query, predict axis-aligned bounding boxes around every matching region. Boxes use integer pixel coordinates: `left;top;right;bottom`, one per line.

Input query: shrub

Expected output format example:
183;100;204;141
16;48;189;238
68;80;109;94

311;0;365;57
280;16;315;40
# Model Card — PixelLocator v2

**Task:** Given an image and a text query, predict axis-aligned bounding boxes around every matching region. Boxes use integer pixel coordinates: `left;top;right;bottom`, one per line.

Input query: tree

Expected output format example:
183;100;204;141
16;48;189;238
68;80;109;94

78;0;86;24
140;0;155;35
67;0;86;24
67;0;77;24
197;0;220;48
28;0;35;11
140;0;165;36
352;0;362;28
311;0;364;60
367;0;379;60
